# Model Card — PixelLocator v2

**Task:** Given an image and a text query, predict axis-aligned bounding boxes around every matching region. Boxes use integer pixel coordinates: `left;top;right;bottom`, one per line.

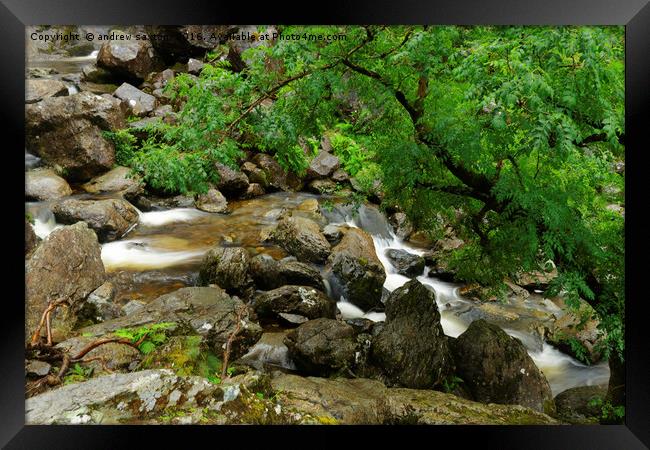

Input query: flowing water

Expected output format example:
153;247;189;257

27;191;608;395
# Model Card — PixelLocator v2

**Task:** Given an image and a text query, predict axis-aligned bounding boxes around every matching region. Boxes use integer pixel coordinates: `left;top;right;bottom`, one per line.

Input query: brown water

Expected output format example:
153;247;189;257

102;192;320;304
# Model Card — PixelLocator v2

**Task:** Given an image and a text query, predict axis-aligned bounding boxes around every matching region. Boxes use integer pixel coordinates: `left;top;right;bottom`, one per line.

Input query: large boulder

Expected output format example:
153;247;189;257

271;373;559;425
198;246;253;297
384;249;425;277
25;169;72;201
25;222;106;343
97;36;158;82
452;320;554;414
327;228;385;310
113;83;157;117
254;286;336;323
144;25;238;63
370;280;453;389
25;79;68;103
81;166;144;200
241;161;268;187
284;318;358;376
306;151;340;179
80;287;262;360
51;198;139;243
251;153;303;192
25;369;222;424
249;254;325;291
553;385;607;424
272;216;331;264
214;162;249;197
25;92;125;181
194;187;228;213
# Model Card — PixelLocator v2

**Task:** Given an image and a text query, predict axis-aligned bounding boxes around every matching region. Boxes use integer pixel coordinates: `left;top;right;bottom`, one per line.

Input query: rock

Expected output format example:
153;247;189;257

548;298;603;364
84;282;123;322
241;161;268;187
187;58;205;74
138;335;219;376
52;198;139;243
554;385;607;424
26;222;106;343
240;183;265;199
452;320;554;414
251;153;303;192
272;216;331;264
144;25;237;63
254;286;336;323
270;373;558;425
26;360;52;377
370;280;453;389
249;254;325;291
114;82;157;117
97;35;158;82
322;224;344;245
284;318;357;376
25;169;72;201
153;104;174;118
25;369;222;424
198;247;253;297
25;219;39;255
78;81;120;95
388;212;413;240
195;188;228;213
55;334;140;374
122;300;146;316
81;166;144;200
306;179;337;195
327;228;385;310
331;168;349;183
80;287;262;360
81;64;115;84
306;151;340;179
25;92;125;181
214;163;249;196
517;268;558;291
384;249;425;277
137;194;194;211
25;79;68;103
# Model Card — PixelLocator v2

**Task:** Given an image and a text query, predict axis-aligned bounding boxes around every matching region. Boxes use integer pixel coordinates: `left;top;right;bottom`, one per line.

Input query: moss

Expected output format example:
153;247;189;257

316;415;339;425
139;335;223;378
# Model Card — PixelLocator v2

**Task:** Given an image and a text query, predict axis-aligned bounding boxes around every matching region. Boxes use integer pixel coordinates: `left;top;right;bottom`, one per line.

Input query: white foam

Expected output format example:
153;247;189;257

138;208;209;227
101;239;205;271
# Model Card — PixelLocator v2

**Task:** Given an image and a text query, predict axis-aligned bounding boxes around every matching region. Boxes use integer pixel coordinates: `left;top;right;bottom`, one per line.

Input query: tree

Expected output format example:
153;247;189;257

116;25;625;412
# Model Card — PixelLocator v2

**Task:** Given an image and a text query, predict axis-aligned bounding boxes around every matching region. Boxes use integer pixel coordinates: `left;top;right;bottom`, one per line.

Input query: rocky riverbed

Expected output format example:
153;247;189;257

24;25;611;425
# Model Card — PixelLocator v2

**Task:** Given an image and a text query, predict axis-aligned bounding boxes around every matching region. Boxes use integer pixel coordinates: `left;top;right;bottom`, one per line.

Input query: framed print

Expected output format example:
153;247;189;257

2;0;648;448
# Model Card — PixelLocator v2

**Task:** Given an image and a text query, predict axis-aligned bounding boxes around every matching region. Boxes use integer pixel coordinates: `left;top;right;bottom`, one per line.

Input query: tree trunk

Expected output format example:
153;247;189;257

603;351;625;424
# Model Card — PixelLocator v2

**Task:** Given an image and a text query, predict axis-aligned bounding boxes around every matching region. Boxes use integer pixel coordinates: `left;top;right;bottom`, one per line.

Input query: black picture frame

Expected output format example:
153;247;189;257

3;0;648;448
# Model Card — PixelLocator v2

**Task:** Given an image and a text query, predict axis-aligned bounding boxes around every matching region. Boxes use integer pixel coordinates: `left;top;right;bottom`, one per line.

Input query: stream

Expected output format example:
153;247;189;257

27;192;609;396
25;51;609;396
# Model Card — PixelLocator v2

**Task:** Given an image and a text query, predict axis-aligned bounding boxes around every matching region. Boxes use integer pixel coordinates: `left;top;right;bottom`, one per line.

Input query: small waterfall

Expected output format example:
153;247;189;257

101;238;205;271
138;208;210;227
26;202;60;239
25;151;41;170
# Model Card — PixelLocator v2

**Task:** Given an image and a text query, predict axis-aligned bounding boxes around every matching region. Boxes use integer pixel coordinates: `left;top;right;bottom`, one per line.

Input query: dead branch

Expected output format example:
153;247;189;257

220;305;247;380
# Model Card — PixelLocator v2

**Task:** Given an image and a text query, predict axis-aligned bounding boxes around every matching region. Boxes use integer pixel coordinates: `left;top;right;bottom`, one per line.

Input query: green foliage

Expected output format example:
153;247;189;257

63;363;93;384
442;375;464;393
113;322;176;354
25;212;34;225
588;397;625;423
102;25;624;363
